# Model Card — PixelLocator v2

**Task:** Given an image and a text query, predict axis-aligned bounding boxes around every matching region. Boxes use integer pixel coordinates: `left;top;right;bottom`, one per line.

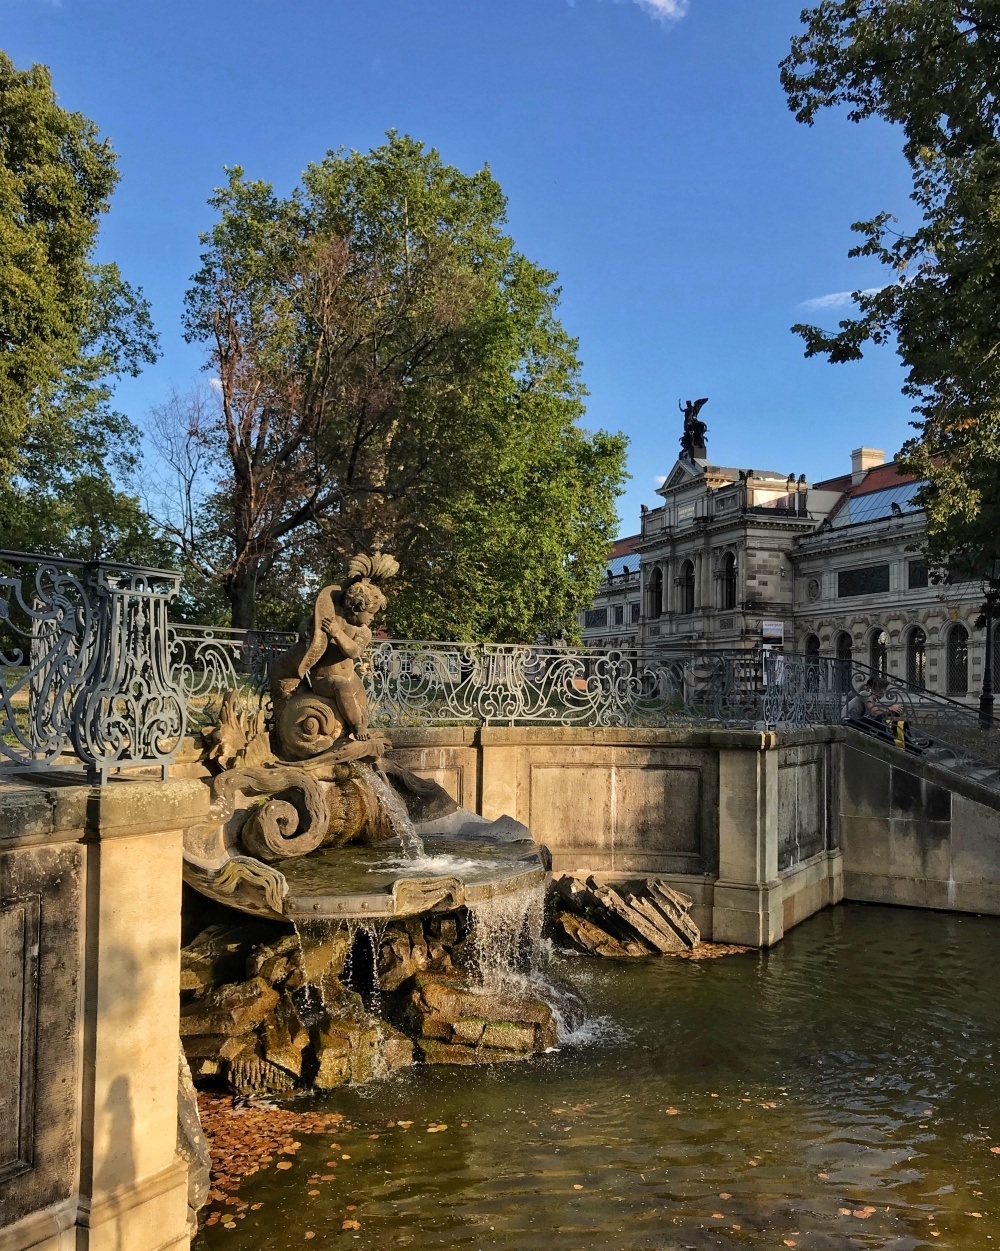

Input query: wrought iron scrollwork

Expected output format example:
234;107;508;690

0;551;186;781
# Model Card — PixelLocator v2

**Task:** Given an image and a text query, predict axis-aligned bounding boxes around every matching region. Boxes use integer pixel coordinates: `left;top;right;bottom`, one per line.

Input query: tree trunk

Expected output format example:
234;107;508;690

227;568;258;631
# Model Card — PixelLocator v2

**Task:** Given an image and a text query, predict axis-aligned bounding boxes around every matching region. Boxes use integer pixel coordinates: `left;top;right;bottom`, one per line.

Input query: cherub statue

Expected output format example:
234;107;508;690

271;552;399;756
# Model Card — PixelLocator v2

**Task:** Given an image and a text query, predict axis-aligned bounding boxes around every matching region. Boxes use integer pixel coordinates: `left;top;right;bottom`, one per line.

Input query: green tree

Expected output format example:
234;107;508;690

781;3;1000;579
0;51;160;561
169;132;627;635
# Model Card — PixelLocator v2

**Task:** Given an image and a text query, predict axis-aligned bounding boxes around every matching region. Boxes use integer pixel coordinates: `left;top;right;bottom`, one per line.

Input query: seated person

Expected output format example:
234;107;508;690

845;676;924;751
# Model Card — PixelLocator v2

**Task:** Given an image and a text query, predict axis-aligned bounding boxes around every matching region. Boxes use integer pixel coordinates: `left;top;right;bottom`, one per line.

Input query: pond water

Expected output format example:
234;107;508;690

195;904;1000;1249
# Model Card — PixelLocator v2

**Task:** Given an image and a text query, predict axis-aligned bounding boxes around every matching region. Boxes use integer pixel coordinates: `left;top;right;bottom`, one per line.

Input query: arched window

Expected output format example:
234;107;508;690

947;623;969;695
870;628;888;677
834;631;853;694
679;560;695;615
804;633;821;657
906;626;927;689
646;567;663;619
721;552;737;610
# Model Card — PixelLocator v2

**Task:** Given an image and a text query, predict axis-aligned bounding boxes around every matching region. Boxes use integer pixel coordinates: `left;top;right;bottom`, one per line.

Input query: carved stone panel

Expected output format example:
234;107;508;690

0;895;39;1181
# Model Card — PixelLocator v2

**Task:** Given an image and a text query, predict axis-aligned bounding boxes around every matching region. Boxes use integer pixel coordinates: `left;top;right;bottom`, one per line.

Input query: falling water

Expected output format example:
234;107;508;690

356;762;425;859
464;883;590;1041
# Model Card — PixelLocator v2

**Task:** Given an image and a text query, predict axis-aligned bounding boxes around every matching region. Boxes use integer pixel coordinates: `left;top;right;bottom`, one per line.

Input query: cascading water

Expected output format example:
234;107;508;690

465;883;589;1043
356;762;425;859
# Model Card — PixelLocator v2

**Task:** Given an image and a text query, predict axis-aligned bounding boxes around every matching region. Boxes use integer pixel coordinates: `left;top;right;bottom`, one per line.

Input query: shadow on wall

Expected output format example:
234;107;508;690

94;1075;137;1251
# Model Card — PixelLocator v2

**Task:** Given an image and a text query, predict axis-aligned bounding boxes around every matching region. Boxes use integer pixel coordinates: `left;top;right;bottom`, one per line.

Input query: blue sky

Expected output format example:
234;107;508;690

4;0;915;535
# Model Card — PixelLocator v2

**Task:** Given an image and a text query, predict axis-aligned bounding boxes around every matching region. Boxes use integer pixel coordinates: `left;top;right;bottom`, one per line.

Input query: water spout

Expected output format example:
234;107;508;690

356;762;425;859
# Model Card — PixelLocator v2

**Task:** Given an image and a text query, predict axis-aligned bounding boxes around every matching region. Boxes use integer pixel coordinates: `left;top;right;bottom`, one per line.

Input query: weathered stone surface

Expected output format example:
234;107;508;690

552;910;650;958
176;1046;212;1240
296;923;351;985
549;875;701;958
263;993;309;1077
181;921;281;993
404;974;557;1058
228;1039;298;1095
247;932;301;986
418;1039;527;1065
180;976;279;1036
310;999;413;1088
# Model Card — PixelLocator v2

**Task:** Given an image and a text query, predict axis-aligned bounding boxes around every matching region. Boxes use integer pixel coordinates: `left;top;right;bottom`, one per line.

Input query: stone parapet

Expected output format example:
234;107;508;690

0;774;211;1251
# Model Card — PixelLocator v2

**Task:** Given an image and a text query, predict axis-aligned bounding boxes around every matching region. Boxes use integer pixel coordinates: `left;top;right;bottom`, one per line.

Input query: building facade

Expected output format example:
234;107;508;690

581;421;987;699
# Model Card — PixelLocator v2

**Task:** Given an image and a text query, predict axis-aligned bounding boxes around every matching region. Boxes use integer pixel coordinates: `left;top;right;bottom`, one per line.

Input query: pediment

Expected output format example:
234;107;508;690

658;458;702;495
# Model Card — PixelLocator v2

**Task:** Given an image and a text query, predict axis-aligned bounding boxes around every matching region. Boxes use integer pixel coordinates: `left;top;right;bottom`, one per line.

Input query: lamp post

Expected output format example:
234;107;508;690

980;556;1000;729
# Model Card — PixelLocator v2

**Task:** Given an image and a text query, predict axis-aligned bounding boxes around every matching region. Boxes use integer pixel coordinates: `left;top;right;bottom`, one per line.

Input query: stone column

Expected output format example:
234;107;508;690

711;734;784;946
0;774;209;1251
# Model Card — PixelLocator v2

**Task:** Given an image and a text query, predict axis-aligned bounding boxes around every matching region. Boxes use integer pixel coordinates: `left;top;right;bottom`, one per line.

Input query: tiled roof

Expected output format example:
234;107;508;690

611;534;640;558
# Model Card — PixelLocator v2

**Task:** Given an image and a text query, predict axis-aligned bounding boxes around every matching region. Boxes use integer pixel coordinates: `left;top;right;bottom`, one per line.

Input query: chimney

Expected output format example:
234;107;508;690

851;447;884;485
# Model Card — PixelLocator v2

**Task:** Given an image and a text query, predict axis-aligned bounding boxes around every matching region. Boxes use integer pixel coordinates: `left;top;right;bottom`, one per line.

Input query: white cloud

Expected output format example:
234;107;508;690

629;0;690;19
798;286;885;311
654;475;667;488
208;377;223;392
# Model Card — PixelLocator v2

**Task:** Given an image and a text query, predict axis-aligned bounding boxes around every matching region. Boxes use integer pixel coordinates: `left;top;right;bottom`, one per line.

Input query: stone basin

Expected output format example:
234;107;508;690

281;815;548;921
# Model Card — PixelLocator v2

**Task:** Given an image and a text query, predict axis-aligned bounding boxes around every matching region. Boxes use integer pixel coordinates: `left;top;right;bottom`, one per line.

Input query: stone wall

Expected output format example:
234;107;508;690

839;731;1000;914
389;725;845;948
0;774;209;1251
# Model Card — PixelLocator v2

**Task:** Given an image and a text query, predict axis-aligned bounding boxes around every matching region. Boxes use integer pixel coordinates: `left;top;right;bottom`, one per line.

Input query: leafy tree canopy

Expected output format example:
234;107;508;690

169;132;627;636
782;3;1000;580
0;51;160;561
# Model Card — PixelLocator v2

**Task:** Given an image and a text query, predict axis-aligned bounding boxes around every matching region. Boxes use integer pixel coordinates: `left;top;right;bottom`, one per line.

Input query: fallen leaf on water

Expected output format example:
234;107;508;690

967;1211;984;1218
573;1184;583;1190
276;1162;292;1171
398;1121;413;1129
992;1147;1000;1155
761;1102;777;1109
732;1226;741;1231
251;1204;262;1211
710;1093;719;1098
305;1234;315;1242
320;1174;335;1181
461;1122;469;1127
341;1154;351;1160
719;1192;731;1199
748;1161;758;1167
712;1212;724;1219
347;1205;357;1212
308;1189;319;1196
664;1108;678;1116
342;1219;360;1230
784;1241;797;1247
839;1208;852;1216
369;1133;380;1139
853;1206;876;1219
818;1172;829;1179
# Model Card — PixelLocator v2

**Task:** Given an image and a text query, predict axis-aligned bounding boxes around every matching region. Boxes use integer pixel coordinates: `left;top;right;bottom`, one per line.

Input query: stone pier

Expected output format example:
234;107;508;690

0;774;209;1251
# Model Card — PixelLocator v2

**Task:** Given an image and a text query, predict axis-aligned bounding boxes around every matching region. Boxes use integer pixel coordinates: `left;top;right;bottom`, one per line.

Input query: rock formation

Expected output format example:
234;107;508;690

548;875;701;957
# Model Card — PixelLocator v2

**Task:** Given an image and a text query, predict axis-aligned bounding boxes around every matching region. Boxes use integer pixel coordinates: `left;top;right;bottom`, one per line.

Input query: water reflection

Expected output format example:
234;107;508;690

196;904;1000;1248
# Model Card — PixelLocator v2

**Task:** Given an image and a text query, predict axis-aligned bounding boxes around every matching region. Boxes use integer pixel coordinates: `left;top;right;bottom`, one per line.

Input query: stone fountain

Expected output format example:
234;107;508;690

180;555;559;1094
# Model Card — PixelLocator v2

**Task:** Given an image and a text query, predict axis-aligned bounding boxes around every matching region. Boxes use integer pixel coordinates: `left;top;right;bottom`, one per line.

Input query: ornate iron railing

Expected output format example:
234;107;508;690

3;549;998;790
168;623;296;718
0;551;186;782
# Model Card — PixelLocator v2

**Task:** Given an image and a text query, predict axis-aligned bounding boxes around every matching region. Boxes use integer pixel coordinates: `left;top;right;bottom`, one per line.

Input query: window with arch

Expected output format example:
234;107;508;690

721;552;737;610
947;623;969;695
679;560;695;615
804;633;821;657
646;567;663;619
906;626;927;689
869;628;888;677
834;631;853;693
